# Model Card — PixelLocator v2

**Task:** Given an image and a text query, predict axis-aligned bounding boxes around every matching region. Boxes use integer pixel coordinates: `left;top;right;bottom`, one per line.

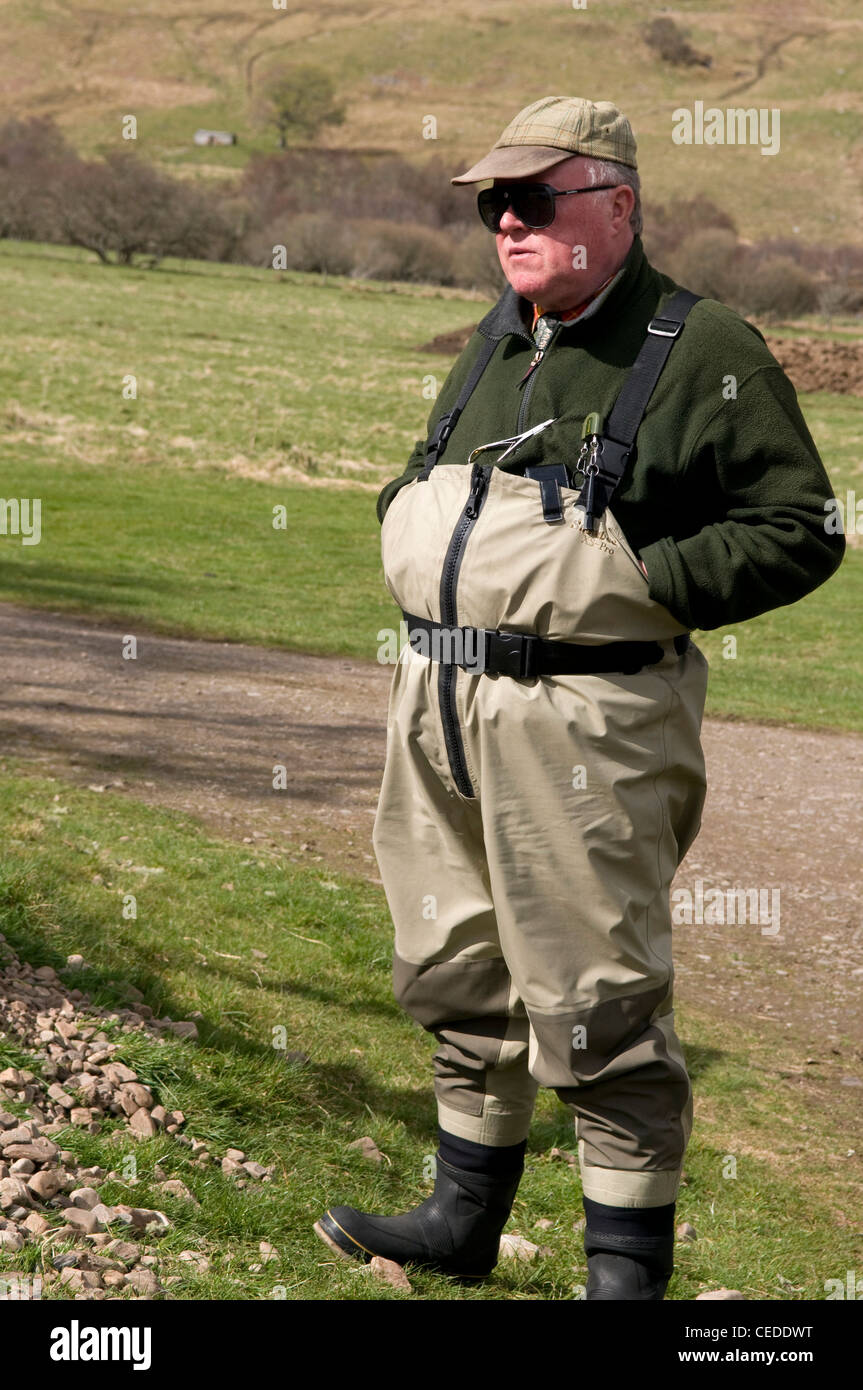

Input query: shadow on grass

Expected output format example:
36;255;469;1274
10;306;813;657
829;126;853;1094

0;864;729;1152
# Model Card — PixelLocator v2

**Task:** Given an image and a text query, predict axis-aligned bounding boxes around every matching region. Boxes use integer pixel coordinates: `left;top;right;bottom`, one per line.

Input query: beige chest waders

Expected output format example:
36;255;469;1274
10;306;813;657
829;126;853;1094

373;292;709;1208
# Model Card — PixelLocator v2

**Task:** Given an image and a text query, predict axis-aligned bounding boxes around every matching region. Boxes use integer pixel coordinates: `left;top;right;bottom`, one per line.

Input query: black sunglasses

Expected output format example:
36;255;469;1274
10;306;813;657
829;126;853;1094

477;181;620;232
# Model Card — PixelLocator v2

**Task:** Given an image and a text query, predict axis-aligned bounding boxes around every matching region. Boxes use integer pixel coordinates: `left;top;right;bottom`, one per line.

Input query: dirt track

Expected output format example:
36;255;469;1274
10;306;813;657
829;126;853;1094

1;602;861;1082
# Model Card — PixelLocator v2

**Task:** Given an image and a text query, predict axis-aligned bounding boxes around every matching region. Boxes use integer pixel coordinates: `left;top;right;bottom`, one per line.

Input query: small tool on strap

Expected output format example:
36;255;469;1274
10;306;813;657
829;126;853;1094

467;417;557;465
575;411;604;533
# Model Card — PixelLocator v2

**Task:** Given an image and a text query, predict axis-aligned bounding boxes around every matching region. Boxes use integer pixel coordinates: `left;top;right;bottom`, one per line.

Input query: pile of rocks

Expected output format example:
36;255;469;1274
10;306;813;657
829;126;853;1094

0;933;272;1299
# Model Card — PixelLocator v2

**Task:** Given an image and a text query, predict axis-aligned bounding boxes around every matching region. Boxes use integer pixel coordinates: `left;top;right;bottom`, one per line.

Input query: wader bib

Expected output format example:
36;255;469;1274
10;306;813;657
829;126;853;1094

372;293;709;1209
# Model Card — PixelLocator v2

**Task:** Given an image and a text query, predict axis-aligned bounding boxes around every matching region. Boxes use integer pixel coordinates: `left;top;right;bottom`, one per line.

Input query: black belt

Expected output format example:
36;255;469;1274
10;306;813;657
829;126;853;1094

403;612;690;679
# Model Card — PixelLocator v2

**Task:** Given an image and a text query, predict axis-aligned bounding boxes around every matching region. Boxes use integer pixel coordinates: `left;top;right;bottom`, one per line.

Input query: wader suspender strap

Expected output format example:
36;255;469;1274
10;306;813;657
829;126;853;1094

417;334;498;480
573;288;702;526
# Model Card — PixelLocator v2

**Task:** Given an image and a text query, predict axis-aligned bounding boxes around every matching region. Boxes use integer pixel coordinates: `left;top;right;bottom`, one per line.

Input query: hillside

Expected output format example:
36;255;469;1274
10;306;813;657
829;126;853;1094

0;0;861;244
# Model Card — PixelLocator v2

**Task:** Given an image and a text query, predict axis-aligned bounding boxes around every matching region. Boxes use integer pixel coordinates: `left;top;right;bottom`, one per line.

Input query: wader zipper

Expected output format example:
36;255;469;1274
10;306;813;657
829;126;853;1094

438;462;490;797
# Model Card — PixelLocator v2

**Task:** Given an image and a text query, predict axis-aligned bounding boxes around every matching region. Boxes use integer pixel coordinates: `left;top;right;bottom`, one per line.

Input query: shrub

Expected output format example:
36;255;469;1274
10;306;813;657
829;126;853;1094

642;195;737;267
738;256;820;320
453;224;507;297
350;219;456;284
269;213;357;276
664;228;743;305
240;149;468;235
0;116;77;242
644;17;711;67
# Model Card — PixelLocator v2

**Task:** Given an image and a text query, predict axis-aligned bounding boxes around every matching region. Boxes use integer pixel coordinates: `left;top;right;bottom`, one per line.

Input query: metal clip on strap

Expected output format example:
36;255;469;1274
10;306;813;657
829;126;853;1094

646;315;685;338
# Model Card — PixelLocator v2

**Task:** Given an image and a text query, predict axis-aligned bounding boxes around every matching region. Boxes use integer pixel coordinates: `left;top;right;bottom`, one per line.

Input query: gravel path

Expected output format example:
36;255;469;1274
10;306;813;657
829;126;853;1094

1;602;861;1066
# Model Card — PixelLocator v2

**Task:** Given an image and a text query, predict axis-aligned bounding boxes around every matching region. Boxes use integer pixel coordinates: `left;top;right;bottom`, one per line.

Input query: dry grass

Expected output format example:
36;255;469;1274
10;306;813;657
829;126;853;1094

2;0;861;243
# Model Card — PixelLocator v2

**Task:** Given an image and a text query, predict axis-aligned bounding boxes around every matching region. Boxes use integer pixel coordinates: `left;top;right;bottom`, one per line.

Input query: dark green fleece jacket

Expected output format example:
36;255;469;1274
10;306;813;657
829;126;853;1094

376;236;845;632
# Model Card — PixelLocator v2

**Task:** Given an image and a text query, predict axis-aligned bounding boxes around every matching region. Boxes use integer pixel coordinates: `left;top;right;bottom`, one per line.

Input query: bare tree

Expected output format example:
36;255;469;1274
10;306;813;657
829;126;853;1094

47;152;235;267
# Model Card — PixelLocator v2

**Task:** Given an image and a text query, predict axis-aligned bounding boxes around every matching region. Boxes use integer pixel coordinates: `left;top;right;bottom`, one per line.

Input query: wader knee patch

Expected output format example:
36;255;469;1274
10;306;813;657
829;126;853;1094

527;987;671;1088
393;950;512;1031
531;999;691;1171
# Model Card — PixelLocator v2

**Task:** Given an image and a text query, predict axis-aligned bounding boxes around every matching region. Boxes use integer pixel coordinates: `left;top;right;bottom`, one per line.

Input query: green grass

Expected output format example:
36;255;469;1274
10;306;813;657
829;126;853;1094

1;241;861;728
0;765;860;1300
0;455;395;657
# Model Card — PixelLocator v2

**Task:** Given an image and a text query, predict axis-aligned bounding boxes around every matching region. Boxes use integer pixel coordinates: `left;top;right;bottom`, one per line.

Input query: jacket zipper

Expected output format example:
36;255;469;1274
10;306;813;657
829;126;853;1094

517;322;560;435
438;462;490;797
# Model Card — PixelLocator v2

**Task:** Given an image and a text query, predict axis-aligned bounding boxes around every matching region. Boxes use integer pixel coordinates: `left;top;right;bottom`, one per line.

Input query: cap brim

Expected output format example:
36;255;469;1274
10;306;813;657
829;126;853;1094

451;145;575;185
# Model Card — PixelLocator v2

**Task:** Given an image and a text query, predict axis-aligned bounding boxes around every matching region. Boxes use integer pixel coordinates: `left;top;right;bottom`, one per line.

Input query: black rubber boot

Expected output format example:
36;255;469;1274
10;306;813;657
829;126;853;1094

314;1154;522;1278
584;1227;675;1300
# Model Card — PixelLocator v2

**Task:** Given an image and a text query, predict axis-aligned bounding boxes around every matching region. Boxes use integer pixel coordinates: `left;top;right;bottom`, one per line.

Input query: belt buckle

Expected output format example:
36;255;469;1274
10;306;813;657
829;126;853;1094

487;630;538;679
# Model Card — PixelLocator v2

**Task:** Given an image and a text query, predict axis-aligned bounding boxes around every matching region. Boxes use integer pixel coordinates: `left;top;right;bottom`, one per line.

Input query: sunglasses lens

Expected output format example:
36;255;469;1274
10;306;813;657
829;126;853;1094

477;188;506;230
511;188;553;228
477;186;554;231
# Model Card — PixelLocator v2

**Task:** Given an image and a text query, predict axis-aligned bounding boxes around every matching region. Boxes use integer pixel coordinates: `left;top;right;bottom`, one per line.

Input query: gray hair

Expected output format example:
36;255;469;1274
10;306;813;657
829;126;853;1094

584;157;643;237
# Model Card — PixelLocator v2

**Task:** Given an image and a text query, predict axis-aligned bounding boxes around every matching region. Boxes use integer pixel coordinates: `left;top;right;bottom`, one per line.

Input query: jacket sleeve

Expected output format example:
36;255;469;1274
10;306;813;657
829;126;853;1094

375;334;485;525
638;363;846;631
375;437;426;525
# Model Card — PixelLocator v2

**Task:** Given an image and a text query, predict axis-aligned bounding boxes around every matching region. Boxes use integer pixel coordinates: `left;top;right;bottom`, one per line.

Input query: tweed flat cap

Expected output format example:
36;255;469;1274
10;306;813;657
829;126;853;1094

452;96;637;184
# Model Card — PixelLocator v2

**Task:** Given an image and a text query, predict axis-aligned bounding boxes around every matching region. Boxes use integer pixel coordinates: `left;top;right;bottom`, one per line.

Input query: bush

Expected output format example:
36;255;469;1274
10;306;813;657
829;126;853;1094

239;149;468;235
665;231;822;319
664;228;743;305
644;17;711;67
259;215;455;285
267;213;357;276
642;195;737;268
0;116;77;242
738;256;820;320
453;224;507;297
350;219;456;284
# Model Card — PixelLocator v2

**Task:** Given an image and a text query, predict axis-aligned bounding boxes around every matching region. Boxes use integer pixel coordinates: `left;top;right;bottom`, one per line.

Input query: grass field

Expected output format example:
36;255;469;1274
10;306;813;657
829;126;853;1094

2;0;863;246
1;240;861;730
0;764;860;1301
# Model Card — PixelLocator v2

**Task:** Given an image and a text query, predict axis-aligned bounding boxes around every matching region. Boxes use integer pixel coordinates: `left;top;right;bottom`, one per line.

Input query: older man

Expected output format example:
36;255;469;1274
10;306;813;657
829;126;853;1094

315;97;844;1298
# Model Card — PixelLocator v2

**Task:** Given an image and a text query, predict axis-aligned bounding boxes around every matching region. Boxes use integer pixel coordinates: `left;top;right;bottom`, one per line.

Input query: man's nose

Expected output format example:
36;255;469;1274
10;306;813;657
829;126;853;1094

498;204;529;234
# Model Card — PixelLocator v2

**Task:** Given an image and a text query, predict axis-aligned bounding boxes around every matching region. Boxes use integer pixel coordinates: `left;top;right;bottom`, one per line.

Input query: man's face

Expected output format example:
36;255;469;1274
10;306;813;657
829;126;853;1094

493;155;635;310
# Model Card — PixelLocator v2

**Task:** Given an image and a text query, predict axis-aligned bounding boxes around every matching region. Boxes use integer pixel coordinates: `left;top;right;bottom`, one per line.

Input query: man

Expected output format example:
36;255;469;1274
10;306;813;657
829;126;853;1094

314;96;845;1298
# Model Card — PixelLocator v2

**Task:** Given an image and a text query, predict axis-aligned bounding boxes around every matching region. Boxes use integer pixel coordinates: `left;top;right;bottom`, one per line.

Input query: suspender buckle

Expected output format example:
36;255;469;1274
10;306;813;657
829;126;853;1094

647;315;684;338
437;416;455;447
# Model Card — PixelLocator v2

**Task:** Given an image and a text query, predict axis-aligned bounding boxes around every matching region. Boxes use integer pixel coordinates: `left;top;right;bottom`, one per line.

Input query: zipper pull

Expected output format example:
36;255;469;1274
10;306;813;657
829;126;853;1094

519;318;559;386
518;348;544;385
464;464;488;518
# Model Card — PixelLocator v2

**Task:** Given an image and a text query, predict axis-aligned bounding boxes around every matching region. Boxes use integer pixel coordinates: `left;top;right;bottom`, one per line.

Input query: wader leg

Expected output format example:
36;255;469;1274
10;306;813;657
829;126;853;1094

373;650;539;1147
465;645;708;1207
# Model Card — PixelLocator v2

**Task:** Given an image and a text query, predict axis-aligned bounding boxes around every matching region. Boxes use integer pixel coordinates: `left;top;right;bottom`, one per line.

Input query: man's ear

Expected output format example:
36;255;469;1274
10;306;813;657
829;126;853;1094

610;184;635;232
